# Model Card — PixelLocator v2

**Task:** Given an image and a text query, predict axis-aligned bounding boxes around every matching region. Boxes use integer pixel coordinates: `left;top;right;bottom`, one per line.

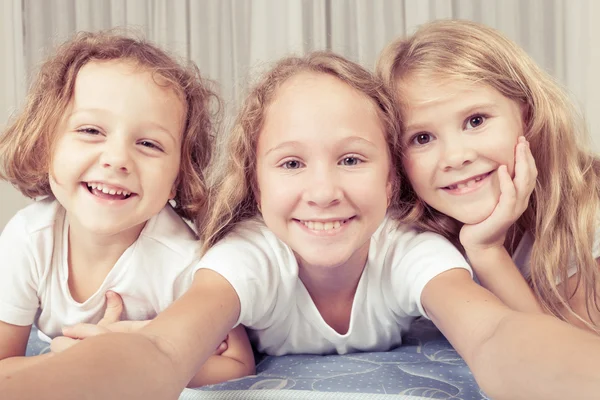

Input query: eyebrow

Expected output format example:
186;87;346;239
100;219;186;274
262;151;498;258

68;108;179;144
264;135;378;156
405;102;499;132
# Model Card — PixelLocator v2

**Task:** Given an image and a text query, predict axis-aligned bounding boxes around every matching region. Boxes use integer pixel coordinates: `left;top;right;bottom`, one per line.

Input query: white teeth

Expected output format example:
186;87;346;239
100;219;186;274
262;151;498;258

447;174;487;191
302;219;347;232
86;182;131;197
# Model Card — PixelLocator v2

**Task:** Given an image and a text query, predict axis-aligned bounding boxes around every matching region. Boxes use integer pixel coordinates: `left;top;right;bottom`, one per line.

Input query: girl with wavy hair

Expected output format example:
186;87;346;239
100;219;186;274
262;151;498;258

7;50;600;400
377;19;600;331
0;30;254;385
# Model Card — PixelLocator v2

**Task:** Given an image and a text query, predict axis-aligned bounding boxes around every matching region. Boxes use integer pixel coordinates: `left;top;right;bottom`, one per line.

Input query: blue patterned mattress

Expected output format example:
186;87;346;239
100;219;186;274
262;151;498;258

27;318;488;399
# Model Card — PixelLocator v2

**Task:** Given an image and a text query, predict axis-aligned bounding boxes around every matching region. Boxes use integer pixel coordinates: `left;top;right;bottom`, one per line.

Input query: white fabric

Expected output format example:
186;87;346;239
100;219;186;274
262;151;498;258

196;217;471;356
512;222;600;280
0;198;199;340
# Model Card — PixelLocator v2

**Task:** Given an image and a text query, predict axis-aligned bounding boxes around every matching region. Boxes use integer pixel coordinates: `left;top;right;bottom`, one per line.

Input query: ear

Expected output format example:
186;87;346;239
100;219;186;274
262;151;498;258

386;180;393;207
169;184;177;200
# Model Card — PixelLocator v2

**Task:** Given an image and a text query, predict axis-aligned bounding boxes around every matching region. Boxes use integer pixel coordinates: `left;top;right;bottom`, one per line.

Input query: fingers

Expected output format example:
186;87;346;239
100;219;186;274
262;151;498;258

513;136;537;211
51;336;80;353
213;340;229;356
98;291;124;327
62;323;110;339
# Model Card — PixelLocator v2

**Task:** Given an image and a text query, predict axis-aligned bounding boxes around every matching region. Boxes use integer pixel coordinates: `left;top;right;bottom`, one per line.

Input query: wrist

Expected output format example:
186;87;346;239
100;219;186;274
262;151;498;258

465;244;510;264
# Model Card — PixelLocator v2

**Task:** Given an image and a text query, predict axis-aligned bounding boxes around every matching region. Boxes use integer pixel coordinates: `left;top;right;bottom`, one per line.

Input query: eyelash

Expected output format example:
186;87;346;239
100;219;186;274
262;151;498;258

278;155;364;169
280;159;304;170
339;155;363;166
464;114;488;130
76;127;101;135
75;128;164;152
407;113;490;146
138;140;164;152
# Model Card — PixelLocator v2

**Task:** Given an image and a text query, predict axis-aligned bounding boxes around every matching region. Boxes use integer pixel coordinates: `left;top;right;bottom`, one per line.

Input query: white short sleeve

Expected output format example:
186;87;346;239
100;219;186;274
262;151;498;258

386;227;472;318
195;221;285;327
0;213;40;326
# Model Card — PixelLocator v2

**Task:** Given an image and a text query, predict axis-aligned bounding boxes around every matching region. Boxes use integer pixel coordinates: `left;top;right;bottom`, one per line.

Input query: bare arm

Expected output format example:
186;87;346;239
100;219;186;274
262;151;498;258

187;324;255;387
0;269;241;400
422;268;600;400
0;321;56;377
466;246;543;313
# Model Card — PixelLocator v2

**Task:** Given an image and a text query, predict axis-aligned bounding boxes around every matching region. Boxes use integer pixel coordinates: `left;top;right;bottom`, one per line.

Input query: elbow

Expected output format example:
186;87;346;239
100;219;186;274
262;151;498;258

465;313;528;400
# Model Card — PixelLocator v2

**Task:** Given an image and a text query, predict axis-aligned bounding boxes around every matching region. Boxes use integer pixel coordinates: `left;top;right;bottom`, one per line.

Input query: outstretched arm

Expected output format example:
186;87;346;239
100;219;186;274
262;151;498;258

422;268;600;400
0;269;240;400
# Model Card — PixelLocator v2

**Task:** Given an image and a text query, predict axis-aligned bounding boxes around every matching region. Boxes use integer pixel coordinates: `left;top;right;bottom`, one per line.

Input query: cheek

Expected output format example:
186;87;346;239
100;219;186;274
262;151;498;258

402;156;425;187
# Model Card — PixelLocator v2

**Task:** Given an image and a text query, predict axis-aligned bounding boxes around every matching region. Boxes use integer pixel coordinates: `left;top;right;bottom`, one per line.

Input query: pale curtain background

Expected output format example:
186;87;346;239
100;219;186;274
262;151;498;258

1;0;599;230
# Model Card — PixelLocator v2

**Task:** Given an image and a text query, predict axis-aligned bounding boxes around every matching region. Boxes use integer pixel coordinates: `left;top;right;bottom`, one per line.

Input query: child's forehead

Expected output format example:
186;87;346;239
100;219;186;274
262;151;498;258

398;73;489;106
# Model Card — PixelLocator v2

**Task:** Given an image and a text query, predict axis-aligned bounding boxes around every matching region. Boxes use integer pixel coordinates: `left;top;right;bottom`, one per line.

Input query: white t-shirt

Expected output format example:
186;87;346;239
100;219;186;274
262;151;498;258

0;198;199;340
196;216;471;356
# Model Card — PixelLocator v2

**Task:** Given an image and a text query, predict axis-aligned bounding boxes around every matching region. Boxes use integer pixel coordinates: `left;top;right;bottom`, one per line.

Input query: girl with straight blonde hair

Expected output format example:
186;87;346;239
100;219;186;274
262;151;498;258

377;19;600;331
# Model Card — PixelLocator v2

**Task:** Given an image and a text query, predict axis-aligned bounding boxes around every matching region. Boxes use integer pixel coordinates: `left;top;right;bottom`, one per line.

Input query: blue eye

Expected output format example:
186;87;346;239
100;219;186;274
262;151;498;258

282;160;303;169
465;115;486;129
340;157;361;166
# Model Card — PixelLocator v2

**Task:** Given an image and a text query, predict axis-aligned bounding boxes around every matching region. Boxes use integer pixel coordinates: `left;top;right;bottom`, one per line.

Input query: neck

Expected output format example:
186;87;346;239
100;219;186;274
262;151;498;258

68;219;145;273
297;240;369;303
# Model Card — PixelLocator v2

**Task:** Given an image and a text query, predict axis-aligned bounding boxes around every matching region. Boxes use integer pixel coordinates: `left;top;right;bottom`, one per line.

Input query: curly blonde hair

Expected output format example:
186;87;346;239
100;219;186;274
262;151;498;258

202;51;402;252
377;19;600;326
0;30;218;222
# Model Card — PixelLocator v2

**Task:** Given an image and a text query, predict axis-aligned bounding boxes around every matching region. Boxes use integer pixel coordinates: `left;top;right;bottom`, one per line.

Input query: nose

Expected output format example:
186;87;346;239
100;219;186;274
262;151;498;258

99;137;132;173
303;165;342;208
439;138;477;171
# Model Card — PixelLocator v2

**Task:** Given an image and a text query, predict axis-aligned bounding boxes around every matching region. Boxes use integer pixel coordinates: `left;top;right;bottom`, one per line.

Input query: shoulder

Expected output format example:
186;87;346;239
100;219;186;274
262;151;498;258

4;197;62;236
137;206;199;257
200;217;292;269
371;216;462;259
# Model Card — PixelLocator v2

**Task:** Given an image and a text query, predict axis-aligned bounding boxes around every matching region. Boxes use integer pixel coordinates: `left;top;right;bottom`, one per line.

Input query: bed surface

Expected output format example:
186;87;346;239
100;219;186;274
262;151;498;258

27;318;487;399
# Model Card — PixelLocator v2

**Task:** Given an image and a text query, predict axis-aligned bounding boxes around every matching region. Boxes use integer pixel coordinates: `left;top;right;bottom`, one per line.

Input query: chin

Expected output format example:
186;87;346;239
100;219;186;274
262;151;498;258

452;207;496;225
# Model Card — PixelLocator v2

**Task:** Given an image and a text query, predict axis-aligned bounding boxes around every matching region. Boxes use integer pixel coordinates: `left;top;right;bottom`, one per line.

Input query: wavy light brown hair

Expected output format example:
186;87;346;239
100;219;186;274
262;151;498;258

0;30;217;222
377;19;600;327
202;51;402;252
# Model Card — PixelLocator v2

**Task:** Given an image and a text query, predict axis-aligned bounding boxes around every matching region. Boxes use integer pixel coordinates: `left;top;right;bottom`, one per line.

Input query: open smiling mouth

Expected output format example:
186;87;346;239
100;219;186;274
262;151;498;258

443;171;493;191
84;182;135;200
293;216;355;232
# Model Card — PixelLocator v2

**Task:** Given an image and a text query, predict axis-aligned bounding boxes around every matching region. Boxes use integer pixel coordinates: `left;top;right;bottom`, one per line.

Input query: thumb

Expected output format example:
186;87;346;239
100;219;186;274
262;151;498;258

98;291;124;326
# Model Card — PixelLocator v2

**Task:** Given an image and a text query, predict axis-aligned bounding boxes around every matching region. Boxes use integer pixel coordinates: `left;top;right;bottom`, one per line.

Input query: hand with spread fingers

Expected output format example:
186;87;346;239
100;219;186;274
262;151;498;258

459;136;538;252
51;291;228;355
50;291;136;353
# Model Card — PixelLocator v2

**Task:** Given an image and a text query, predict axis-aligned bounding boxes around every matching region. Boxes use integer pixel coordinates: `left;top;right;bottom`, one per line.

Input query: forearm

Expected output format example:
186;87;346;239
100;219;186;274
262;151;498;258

472;312;600;400
467;246;543;313
187;354;255;388
0;332;183;400
0;353;54;377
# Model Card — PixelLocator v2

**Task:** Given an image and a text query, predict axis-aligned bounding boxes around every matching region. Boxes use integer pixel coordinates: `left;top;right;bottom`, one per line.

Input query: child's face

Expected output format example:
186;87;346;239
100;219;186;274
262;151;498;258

256;72;392;270
49;60;185;239
400;76;524;225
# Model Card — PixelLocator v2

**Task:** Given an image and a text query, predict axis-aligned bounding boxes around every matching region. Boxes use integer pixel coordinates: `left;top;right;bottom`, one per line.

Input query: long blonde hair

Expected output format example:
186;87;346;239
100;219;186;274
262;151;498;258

0;30;218;223
377;19;600;326
201;51;402;252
